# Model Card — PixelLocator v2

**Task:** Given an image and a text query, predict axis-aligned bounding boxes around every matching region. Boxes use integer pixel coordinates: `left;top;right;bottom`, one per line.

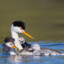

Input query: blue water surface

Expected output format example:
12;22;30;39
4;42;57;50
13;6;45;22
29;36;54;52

0;41;64;64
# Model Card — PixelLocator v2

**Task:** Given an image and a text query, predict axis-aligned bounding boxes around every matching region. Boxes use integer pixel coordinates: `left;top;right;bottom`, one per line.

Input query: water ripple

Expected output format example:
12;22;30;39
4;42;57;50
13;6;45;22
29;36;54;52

0;41;64;64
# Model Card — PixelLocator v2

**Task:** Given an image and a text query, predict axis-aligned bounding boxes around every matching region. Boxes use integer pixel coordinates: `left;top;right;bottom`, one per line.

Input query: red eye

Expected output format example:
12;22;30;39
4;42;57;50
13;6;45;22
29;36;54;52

10;43;13;45
20;28;22;30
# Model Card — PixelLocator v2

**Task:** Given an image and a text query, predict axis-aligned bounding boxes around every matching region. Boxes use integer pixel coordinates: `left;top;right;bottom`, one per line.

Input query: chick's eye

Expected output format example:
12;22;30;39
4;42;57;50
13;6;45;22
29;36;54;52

10;43;13;45
20;28;22;30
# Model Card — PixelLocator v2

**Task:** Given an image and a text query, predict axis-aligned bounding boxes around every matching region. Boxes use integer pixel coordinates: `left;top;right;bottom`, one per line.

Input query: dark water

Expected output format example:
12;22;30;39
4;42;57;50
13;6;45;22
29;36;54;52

0;41;64;64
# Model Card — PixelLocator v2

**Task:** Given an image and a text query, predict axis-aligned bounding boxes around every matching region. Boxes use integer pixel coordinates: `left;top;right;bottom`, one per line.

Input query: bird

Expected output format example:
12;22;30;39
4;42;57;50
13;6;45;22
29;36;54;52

2;37;17;55
2;20;64;56
19;37;31;48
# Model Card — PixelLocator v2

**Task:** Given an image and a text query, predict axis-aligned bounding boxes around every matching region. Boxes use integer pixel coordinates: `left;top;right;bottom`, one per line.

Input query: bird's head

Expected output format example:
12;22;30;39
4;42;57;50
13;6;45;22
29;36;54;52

5;42;17;50
11;21;34;39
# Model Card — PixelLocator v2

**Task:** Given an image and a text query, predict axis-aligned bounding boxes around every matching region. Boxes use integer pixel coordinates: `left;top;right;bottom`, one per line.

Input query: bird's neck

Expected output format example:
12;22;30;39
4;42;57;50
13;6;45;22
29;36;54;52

11;30;23;50
11;30;19;39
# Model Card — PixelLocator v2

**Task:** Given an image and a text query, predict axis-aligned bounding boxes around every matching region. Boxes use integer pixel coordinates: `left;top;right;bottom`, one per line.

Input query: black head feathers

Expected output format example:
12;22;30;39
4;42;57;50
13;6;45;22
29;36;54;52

13;21;25;30
3;37;15;46
4;37;15;43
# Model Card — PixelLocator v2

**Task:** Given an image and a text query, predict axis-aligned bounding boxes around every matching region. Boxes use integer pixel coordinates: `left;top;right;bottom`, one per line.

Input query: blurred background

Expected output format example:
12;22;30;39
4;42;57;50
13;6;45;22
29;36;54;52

0;0;64;43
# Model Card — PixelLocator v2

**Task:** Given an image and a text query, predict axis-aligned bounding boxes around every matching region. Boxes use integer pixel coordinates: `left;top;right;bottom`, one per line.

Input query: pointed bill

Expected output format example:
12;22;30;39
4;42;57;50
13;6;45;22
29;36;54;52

22;31;34;39
12;46;17;49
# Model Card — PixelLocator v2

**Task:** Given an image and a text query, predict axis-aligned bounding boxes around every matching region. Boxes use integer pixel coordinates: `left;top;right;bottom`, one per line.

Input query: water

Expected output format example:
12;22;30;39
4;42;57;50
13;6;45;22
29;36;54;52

0;41;64;64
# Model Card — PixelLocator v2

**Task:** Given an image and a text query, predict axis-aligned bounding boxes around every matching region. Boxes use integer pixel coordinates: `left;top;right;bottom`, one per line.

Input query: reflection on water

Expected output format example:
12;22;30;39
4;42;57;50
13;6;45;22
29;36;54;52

0;41;64;64
9;55;41;63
